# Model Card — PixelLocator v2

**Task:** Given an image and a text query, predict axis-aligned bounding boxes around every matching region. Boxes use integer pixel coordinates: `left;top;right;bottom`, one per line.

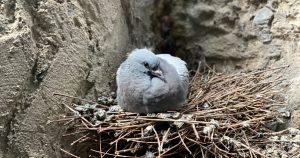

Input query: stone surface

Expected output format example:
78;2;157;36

164;0;300;128
0;0;132;157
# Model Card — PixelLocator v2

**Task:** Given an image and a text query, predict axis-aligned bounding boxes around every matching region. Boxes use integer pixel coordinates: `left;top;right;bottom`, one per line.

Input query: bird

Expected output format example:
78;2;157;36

116;48;189;113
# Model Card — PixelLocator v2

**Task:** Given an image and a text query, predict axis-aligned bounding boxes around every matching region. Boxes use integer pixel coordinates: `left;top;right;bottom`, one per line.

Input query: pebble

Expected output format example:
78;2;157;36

253;7;274;26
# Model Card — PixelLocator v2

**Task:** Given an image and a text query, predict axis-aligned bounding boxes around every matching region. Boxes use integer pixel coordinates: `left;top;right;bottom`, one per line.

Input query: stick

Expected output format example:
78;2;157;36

62;103;93;126
152;126;162;157
178;132;192;155
136;117;210;124
91;149;132;157
70;133;89;146
99;131;102;158
192;124;200;140
60;148;80;158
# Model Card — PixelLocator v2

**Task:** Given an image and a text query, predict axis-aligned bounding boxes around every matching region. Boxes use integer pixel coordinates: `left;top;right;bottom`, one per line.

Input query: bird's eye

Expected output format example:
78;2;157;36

144;62;149;68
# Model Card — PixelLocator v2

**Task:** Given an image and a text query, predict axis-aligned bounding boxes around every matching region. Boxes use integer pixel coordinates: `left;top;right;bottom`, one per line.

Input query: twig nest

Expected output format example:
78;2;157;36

57;66;297;157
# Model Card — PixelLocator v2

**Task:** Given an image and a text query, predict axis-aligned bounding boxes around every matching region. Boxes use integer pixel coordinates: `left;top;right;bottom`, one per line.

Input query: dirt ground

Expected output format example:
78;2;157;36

0;0;299;157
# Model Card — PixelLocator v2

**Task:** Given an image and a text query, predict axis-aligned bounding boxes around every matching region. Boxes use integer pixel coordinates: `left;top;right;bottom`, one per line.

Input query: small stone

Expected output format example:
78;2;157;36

97;96;109;104
203;119;219;136
289;128;300;136
173;114;193;128
74;106;87;112
145;151;155;158
203;125;214;135
170;112;181;119
94;109;106;120
147;113;156;117
107;98;114;103
277;107;291;118
253;7;274;26
98;96;117;105
156;113;172;118
203;102;209;109
108;105;123;112
144;125;153;136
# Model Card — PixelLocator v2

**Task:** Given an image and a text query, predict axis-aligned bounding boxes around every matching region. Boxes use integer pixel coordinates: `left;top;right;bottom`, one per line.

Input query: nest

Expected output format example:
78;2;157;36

53;66;299;158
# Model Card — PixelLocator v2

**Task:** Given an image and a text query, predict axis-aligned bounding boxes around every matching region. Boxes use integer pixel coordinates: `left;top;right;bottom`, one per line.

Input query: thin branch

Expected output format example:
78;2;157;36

60;148;80;158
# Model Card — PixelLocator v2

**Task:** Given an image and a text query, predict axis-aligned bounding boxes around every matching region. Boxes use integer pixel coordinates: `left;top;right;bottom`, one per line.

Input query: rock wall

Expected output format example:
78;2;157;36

167;0;299;128
0;0;299;157
0;0;136;157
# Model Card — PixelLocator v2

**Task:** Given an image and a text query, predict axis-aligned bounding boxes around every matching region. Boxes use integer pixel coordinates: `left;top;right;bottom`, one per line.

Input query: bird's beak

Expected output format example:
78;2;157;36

151;69;166;82
151;69;162;77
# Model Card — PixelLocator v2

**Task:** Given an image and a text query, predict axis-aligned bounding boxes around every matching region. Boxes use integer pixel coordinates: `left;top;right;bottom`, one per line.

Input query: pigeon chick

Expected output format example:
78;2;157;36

116;48;189;113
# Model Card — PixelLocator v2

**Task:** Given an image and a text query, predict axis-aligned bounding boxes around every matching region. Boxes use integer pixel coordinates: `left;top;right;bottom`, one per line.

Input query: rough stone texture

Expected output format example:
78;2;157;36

271;0;300;129
121;0;155;48
0;0;135;157
168;0;300;128
1;0;300;157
